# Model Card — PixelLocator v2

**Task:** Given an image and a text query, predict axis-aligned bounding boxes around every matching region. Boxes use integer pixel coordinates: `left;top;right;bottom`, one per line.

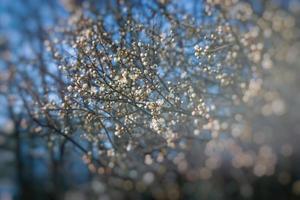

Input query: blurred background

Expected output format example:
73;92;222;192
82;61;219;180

1;0;300;199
